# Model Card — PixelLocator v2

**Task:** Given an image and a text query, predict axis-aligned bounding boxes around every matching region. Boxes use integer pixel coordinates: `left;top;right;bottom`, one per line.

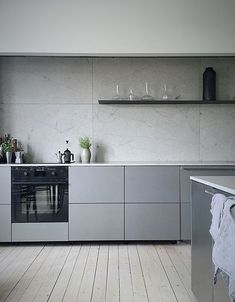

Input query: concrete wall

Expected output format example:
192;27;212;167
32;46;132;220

0;0;235;55
0;57;235;163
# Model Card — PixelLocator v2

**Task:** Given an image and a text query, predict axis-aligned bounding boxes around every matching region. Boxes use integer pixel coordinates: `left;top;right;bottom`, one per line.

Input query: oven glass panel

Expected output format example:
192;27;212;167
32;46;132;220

12;183;68;223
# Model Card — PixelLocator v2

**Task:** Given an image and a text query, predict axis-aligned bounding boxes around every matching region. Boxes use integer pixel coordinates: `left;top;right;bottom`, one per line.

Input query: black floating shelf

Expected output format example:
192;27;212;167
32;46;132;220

98;100;235;105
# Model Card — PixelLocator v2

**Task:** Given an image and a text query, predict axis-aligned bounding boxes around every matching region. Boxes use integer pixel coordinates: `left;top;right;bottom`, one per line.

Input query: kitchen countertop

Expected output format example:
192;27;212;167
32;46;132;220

1;161;235;167
190;176;235;195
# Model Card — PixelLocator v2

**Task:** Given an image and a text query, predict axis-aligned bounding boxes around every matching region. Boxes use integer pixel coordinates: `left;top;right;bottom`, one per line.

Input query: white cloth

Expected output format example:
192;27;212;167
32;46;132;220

210;194;235;301
209;193;227;240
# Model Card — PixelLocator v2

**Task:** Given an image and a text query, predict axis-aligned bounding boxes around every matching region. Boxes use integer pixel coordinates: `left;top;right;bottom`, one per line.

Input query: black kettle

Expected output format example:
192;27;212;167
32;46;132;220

62;140;74;163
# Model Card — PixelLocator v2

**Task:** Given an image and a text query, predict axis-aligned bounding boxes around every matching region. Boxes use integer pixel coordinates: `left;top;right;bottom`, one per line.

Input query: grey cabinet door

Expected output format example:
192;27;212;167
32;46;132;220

0;167;11;205
0;205;11;242
125;203;180;240
191;182;214;302
181;203;191;240
125;166;179;203
69;166;124;203
69;204;124;241
213;273;230;302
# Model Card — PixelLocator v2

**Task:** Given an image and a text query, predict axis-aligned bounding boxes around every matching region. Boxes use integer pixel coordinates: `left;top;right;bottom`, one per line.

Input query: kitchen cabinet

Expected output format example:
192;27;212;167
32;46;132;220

125;166;179;203
125;166;180;240
69;204;124;241
69;166;124;203
69;166;124;240
213;273;230;302
191;181;213;302
191;180;230;302
0;166;11;205
0;205;11;242
12;223;68;242
125;203;179;240
180;166;235;240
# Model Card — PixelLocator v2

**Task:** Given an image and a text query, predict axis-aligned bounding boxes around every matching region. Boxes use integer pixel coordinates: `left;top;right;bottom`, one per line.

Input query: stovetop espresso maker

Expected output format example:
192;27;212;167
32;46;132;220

62;140;74;163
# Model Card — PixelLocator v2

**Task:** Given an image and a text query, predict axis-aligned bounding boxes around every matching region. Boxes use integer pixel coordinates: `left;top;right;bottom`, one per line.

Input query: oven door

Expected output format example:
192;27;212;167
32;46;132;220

12;182;68;223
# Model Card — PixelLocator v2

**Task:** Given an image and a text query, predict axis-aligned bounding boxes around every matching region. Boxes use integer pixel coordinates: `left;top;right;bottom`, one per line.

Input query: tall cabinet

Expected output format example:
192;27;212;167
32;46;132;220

0;167;11;242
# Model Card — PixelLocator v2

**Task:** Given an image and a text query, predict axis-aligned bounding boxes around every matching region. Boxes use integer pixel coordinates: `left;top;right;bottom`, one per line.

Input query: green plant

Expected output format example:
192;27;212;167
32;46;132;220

79;136;91;149
1;138;12;153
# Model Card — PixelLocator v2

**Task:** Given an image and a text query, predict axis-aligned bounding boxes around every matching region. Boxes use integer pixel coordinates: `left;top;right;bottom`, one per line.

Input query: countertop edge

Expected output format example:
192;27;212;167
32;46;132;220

1;161;235;167
190;176;235;195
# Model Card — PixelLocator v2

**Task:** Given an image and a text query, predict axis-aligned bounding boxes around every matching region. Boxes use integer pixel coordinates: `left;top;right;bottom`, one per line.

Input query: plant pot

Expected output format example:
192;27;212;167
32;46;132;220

6;151;12;164
80;148;91;163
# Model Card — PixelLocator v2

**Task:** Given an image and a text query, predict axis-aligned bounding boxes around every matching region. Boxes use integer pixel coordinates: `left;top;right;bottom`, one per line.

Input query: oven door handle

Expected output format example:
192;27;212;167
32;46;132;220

12;181;68;185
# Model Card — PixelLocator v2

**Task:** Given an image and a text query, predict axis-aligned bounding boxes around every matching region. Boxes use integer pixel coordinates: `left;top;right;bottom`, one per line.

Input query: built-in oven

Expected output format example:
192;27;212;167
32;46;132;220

11;166;68;223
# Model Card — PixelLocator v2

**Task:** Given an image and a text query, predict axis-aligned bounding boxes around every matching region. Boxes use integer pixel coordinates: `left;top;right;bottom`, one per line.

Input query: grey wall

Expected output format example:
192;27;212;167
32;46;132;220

0;57;235;163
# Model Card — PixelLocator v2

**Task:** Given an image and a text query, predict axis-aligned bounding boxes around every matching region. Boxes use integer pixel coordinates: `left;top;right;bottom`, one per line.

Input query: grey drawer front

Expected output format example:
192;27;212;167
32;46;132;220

0;205;11;242
125;166;179;202
181;203;191;240
12;223;68;242
180;167;235;203
69;166;124;203
125;203;180;240
0;167;11;205
213;272;230;302
69;204;124;241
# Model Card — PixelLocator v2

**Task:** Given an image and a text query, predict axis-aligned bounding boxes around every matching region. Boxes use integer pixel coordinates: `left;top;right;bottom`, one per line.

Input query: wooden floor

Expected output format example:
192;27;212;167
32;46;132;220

0;243;197;302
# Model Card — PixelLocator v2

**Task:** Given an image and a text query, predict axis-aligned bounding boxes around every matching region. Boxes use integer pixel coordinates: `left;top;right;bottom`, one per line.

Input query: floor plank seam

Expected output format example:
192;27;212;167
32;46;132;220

46;245;73;302
136;245;150;302
2;245;46;302
90;245;100;302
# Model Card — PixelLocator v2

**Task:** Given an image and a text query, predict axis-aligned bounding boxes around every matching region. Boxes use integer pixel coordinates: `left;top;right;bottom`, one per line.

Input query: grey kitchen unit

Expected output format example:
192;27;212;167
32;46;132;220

191;180;230;302
180;166;235;240
0;167;11;242
69;166;125;240
125;166;180;240
12;223;68;242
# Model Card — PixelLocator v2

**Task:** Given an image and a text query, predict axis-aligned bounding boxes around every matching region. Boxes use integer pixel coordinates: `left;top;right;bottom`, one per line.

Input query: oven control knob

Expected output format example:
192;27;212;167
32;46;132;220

51;171;56;176
23;171;29;176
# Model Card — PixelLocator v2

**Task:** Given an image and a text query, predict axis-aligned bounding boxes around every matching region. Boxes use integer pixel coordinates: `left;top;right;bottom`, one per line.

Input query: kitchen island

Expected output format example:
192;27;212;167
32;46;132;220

190;176;235;302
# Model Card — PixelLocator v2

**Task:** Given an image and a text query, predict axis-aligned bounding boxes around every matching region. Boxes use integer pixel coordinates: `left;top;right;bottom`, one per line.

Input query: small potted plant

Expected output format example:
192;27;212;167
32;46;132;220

1;138;13;164
79;136;91;163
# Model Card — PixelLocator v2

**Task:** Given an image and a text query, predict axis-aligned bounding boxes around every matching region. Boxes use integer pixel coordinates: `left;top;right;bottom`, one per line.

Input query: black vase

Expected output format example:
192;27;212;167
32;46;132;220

203;67;216;101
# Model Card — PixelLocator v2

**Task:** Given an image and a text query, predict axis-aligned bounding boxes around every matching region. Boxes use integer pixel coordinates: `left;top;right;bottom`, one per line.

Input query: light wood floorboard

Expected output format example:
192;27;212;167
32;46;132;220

0;243;197;302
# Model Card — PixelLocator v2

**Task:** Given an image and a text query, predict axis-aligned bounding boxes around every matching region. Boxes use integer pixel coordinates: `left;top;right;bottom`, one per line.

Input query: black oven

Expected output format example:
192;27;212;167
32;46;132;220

11;166;68;223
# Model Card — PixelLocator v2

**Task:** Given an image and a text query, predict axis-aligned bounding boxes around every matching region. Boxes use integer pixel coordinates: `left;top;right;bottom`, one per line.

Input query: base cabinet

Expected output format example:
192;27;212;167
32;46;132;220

191;181;231;302
12;223;68;242
69;204;124;241
181;167;235;240
0;205;11;242
181;203;190;240
125;203;180;240
213;273;230;302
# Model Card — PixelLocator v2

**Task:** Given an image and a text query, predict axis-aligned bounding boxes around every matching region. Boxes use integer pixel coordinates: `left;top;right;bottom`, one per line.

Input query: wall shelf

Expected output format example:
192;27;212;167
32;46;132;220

98;100;235;105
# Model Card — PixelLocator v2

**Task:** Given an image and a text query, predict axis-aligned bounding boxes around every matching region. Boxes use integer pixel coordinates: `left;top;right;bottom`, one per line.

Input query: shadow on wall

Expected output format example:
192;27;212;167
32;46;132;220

93;143;108;163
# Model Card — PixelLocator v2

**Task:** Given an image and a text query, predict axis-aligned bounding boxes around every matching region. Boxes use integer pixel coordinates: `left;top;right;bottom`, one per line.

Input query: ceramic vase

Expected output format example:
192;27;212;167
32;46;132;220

81;148;91;163
6;151;12;164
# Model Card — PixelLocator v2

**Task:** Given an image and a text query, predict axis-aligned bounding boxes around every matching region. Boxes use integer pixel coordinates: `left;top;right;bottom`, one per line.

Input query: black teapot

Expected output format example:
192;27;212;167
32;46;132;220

62;140;74;163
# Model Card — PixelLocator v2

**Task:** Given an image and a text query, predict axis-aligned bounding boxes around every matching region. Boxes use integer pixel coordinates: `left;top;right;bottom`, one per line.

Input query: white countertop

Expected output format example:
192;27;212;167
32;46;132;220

190;176;235;195
1;161;235;167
